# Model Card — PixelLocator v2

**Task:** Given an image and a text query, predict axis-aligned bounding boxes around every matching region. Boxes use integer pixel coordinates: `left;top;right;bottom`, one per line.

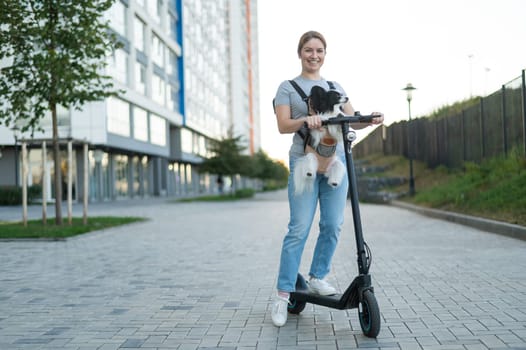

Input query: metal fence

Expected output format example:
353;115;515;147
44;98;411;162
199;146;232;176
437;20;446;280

354;70;526;168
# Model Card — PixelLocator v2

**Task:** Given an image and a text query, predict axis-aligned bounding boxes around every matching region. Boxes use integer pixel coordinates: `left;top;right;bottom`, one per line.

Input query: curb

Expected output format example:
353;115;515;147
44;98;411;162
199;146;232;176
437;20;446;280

391;200;526;241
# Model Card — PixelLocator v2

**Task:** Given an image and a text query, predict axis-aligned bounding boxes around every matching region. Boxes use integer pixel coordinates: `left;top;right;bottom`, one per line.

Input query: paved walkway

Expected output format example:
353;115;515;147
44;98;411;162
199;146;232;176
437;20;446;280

1;191;525;349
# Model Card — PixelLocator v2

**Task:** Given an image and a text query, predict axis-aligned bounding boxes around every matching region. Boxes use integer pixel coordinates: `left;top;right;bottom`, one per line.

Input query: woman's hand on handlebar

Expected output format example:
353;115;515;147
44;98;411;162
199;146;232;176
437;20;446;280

304;115;323;130
370;112;384;125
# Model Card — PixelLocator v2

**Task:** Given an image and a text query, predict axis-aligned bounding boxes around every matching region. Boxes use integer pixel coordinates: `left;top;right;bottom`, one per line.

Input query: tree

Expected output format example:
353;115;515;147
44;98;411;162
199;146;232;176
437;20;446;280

201;133;289;192
252;150;289;188
0;1;121;224
200;133;249;192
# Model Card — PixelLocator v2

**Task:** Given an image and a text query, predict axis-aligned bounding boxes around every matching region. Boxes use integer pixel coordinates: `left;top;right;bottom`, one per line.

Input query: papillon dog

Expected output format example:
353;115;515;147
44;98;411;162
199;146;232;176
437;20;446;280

293;85;349;194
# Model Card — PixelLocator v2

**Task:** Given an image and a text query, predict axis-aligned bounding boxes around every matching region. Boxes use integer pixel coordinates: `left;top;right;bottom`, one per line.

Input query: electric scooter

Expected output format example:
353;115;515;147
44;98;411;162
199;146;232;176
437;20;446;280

288;112;381;338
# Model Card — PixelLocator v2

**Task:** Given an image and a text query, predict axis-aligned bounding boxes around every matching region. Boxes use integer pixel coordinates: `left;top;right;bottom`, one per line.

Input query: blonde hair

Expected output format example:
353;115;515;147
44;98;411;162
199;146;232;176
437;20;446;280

297;31;327;56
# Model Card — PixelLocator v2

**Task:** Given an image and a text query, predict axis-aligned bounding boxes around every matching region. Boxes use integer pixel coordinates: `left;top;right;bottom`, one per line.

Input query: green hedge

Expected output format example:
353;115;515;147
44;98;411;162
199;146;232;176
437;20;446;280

234;188;255;198
0;185;42;205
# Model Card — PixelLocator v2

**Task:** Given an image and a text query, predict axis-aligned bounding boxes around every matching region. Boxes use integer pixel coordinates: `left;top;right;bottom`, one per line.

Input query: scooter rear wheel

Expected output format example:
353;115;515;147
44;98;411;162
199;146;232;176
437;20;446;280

287;297;306;314
288;273;308;314
358;290;381;338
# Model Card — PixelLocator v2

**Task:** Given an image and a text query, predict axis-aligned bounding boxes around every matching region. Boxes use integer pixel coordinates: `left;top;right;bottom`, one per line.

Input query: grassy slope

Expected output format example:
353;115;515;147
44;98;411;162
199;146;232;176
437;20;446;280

358;152;526;227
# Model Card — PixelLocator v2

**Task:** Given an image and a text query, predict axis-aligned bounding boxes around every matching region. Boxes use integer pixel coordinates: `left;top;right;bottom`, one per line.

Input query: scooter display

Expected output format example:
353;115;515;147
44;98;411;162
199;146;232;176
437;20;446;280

288;112;381;338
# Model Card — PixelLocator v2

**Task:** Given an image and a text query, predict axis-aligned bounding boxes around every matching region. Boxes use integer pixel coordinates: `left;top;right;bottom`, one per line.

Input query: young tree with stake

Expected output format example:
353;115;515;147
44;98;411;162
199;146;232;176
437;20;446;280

0;1;122;224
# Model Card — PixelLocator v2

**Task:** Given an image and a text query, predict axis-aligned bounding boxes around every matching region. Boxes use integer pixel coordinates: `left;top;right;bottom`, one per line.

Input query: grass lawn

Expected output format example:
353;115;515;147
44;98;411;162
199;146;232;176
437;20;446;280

172;188;256;202
0;216;147;240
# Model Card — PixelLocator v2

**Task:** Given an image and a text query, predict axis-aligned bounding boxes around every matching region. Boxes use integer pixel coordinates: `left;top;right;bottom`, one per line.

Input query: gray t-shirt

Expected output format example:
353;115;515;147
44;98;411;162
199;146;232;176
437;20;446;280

274;76;347;158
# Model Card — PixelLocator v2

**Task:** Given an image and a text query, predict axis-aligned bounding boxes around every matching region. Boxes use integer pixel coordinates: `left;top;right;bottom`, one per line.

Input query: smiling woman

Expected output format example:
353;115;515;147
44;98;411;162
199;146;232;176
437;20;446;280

269;29;384;327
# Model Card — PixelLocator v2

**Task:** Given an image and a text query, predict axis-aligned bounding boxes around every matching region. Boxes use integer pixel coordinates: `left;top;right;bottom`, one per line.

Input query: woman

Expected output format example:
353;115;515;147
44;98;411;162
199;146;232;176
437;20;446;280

271;30;384;327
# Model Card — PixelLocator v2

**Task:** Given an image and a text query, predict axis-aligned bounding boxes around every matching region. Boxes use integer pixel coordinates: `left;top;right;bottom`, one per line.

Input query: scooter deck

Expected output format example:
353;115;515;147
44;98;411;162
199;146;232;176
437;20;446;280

292;288;348;309
291;274;371;310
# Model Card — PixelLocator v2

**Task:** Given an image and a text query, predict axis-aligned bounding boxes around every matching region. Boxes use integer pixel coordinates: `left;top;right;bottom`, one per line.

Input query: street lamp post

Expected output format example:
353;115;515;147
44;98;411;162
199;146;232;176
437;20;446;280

402;83;416;196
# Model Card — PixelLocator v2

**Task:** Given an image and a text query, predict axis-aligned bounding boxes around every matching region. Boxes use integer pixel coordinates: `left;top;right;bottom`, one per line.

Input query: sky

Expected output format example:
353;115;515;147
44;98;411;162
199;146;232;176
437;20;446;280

256;0;526;164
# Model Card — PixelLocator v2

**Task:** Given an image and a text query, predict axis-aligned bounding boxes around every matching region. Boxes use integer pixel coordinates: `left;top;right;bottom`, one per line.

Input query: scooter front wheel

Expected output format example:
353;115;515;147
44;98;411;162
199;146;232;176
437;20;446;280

358;290;381;338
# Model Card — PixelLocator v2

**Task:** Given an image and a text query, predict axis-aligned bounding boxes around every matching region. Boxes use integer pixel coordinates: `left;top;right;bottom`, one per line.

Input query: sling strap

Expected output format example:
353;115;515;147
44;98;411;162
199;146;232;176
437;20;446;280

288;80;335;114
271;80;336;151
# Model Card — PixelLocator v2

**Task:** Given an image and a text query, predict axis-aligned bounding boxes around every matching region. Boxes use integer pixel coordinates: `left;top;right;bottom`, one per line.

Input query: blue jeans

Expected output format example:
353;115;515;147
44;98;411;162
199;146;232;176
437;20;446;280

277;155;349;292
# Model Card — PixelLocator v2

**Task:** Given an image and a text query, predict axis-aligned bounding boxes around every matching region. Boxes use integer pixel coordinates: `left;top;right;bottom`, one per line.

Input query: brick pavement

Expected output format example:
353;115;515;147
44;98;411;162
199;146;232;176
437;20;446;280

0;191;525;349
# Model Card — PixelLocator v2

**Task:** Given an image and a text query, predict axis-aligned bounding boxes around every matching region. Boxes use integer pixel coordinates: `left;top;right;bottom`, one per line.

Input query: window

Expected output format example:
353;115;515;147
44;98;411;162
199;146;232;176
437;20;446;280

108;48;128;84
152;73;165;106
141;156;149;195
132;156;140;196
150;114;166;146
167;49;178;79
152;34;165;68
168;12;178;40
134;61;146;95
42;104;70;127
134;16;145;52
185;164;193;189
88;150;111;201
107;97;130;137
114;154;129;197
167;83;179;112
106;0;126;37
181;128;193;153
197;135;206;157
133;106;148;141
147;0;161;24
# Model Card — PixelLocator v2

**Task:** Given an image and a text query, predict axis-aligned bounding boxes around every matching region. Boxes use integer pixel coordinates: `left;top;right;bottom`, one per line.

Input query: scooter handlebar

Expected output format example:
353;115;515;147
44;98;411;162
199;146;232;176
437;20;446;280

321;112;376;126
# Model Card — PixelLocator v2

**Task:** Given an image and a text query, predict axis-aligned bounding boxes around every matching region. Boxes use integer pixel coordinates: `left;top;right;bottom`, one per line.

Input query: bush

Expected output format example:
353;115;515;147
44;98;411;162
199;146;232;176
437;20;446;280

262;180;288;192
28;184;42;200
234;188;255;199
0;186;20;205
0;185;43;205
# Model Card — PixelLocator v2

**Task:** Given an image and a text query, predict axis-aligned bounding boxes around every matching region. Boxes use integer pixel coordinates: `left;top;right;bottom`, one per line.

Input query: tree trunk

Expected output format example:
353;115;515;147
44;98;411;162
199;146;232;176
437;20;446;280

51;103;63;225
46;2;62;225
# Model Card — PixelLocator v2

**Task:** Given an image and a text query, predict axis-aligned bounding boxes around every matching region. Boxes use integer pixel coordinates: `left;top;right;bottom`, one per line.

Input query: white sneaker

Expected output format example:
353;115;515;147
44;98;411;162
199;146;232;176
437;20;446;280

271;295;289;327
308;277;337;296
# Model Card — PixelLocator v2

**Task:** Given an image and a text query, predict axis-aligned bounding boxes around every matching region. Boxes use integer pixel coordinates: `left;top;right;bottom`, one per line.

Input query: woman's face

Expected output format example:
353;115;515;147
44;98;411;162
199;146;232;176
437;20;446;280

299;38;326;73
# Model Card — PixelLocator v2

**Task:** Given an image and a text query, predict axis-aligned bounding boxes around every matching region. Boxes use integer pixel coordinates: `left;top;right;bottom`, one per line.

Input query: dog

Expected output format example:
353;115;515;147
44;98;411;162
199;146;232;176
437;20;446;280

293;85;349;195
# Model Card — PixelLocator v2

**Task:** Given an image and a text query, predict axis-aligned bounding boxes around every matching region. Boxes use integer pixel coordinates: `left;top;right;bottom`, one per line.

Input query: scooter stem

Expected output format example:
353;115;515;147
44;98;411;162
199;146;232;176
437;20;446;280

340;121;369;275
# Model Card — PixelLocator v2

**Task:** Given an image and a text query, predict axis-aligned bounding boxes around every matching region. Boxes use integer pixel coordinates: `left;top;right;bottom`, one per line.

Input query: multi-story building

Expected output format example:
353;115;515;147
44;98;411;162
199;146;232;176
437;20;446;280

0;0;260;202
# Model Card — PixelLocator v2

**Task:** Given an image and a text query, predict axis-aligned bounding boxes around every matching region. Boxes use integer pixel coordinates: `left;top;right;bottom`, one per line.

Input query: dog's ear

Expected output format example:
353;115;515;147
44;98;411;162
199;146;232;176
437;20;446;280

310;85;325;95
310;86;326;101
309;86;328;114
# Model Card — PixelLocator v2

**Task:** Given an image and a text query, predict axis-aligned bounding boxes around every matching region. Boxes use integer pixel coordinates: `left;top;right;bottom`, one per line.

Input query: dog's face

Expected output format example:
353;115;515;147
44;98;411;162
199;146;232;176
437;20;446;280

309;85;349;115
